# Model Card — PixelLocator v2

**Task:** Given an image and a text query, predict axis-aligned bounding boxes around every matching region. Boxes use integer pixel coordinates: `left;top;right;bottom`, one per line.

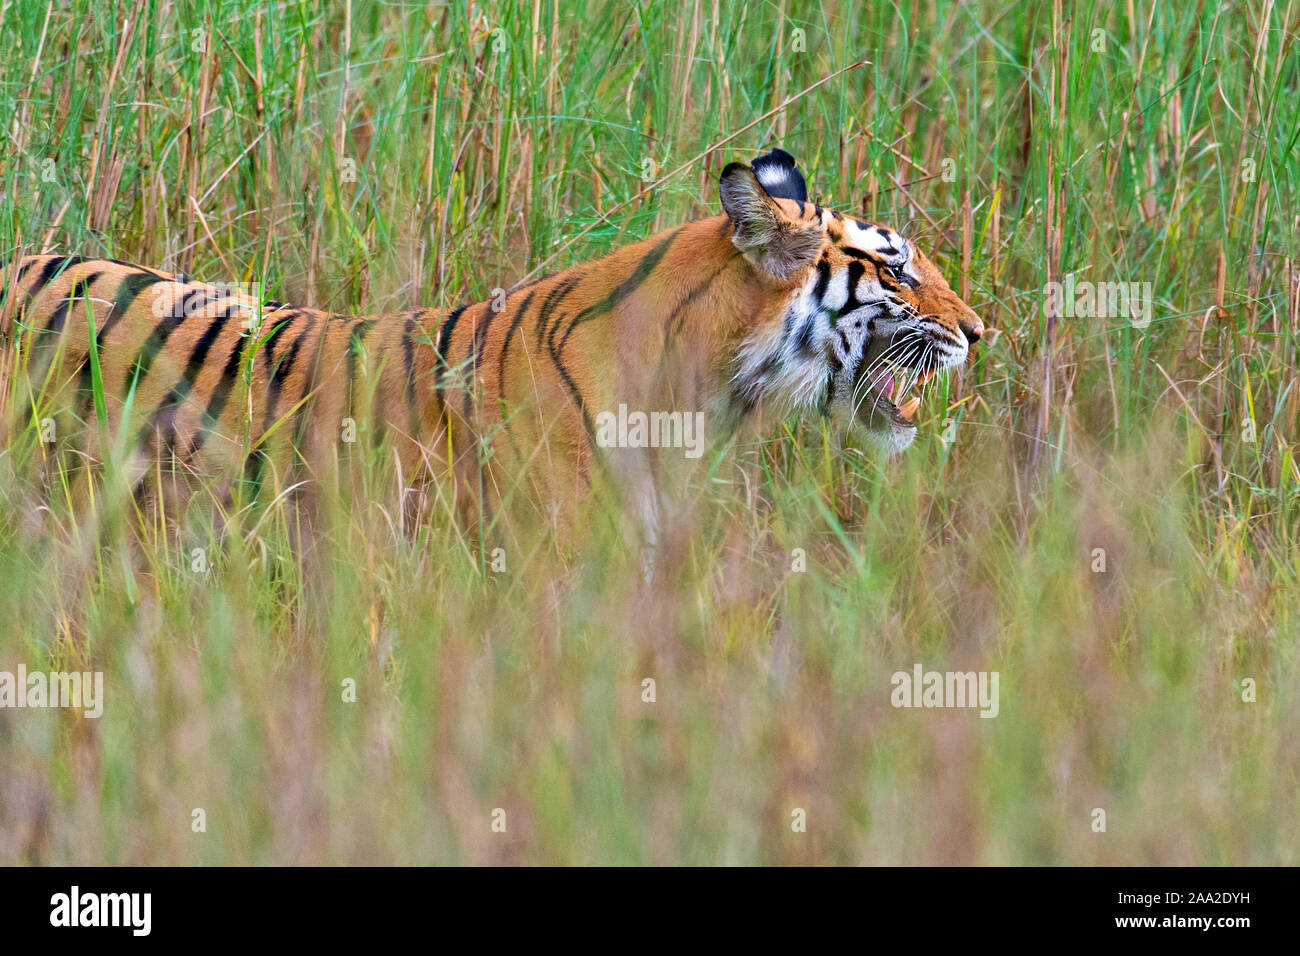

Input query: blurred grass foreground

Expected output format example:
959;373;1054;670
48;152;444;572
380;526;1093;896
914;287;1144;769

0;1;1297;864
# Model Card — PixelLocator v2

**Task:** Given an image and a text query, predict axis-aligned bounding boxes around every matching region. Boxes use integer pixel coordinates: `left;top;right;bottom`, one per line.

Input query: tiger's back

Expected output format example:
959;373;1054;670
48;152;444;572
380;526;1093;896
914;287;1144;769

0;254;448;505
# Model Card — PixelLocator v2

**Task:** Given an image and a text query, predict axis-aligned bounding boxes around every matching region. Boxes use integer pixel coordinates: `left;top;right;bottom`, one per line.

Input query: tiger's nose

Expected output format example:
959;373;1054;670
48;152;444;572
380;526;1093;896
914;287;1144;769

960;316;983;344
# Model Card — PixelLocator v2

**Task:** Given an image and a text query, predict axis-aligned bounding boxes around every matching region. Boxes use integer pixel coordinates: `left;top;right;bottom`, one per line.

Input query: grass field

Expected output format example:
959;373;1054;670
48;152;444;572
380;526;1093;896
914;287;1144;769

1;0;1297;864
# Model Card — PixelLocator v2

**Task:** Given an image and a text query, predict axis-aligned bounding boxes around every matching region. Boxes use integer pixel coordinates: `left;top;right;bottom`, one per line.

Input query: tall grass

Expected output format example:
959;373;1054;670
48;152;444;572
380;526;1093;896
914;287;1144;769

0;0;1297;864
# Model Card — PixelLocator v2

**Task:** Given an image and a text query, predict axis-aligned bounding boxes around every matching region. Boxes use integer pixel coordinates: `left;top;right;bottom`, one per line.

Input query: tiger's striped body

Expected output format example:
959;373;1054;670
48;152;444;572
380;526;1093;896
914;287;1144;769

0;230;771;531
0;151;982;539
0;254;446;509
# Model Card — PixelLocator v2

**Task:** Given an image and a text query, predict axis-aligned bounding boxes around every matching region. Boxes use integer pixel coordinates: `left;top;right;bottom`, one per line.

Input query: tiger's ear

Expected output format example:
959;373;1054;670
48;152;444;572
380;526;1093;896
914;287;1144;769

719;162;822;281
751;148;808;202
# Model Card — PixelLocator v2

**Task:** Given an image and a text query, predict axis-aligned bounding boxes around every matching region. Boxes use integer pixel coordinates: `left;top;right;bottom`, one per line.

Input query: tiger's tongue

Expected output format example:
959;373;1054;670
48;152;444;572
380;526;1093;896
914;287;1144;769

869;369;919;421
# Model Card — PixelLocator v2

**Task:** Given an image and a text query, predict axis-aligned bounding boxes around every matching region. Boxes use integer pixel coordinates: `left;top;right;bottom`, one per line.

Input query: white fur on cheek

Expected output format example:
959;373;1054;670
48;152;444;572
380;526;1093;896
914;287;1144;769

731;268;840;415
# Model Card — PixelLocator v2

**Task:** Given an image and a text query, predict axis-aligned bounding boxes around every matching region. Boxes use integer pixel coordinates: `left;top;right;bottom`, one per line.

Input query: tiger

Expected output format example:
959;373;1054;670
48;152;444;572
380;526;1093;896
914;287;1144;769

0;149;982;544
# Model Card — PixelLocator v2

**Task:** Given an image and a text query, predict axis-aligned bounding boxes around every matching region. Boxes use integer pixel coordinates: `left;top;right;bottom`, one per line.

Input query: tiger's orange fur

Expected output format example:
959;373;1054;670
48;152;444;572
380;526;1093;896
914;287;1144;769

0;151;981;541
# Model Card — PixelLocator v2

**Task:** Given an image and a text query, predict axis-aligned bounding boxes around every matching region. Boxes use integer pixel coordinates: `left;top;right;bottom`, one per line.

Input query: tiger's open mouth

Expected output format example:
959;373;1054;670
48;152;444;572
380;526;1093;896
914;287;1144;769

854;344;940;432
859;365;934;424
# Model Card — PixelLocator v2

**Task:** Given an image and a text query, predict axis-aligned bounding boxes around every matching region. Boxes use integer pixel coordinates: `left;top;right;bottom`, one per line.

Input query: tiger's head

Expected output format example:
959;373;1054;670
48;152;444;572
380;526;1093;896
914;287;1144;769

720;149;982;453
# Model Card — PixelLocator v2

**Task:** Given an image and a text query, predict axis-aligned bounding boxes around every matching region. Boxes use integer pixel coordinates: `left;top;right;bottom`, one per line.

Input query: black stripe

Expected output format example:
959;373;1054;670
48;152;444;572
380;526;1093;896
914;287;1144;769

435;305;469;399
23;257;69;308
652;258;737;400
557;229;679;350
266;316;313;429
123;299;190;394
465;295;507;424
102;271;168;343
268;323;310;422
403;314;420;436
343;317;377;423
829;330;848;375
183;318;250;461
18;272;102;430
343;318;377;454
503;271;581;467
261;312;297;370
74;272;169;420
837;261;867;315
534;273;582;350
493;289;539;463
177;310;232;390
29;272;99;368
141;305;236;457
13;256;72;363
811;259;832;302
244;315;314;493
46;271;102;335
344;318;376;398
495;289;538;401
661;258;734;342
0;257;37;311
289;317;334;471
544;230;680;474
471;296;504;387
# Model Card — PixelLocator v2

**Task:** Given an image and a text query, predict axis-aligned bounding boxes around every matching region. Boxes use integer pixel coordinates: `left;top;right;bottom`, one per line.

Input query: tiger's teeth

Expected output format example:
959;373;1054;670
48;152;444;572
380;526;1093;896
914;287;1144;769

898;397;920;420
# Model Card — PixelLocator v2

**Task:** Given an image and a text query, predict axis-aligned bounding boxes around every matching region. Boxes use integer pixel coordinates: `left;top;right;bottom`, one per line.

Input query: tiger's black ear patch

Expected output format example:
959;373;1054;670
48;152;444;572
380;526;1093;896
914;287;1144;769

750;148;807;203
